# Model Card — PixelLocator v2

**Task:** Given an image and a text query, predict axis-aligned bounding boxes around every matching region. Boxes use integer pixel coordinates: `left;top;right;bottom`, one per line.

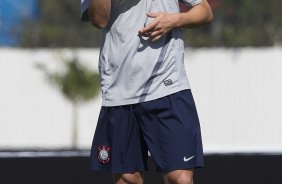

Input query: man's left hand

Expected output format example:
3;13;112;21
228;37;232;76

138;12;179;42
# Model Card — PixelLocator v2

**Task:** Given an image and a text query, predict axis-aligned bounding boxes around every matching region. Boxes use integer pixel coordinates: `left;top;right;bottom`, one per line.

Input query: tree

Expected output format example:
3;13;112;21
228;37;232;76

36;57;100;149
184;0;282;47
21;0;102;47
21;0;282;47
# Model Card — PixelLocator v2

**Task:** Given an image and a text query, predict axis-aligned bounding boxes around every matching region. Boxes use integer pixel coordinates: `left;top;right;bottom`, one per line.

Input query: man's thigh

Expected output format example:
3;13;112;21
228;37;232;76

135;90;204;172
90;106;148;173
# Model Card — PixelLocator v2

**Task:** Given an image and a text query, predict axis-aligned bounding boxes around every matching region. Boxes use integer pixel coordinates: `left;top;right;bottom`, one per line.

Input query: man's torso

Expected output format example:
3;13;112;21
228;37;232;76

81;0;201;106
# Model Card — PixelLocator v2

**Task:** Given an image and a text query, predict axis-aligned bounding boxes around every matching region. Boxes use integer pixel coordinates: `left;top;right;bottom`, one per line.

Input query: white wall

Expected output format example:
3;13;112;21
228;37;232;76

0;48;282;153
186;48;282;153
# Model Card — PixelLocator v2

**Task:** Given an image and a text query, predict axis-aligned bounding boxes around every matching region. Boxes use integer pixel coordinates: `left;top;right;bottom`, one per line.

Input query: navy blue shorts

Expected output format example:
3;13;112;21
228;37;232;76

90;90;204;173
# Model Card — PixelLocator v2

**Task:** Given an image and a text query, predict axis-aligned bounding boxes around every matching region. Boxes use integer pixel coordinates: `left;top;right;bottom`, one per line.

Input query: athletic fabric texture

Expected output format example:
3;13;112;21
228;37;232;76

90;90;204;173
81;0;202;106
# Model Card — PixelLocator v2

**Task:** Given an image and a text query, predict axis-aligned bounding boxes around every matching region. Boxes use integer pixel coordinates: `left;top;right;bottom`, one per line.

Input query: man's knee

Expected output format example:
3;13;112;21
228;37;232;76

174;173;193;184
164;170;193;184
113;172;144;184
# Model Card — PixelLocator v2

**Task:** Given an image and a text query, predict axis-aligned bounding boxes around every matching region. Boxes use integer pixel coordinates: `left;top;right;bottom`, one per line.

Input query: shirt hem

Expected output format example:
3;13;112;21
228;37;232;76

101;85;191;107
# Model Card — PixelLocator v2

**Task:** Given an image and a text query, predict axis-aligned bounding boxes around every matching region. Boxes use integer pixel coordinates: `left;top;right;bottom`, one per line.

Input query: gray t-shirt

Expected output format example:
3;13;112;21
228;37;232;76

81;0;201;106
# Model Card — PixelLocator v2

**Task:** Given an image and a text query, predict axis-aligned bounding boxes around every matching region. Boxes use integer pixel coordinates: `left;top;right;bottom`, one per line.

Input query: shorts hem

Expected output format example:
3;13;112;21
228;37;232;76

157;164;204;173
91;166;148;174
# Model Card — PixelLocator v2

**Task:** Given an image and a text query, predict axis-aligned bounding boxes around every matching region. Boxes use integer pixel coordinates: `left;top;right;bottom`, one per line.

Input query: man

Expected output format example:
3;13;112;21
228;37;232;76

81;0;213;183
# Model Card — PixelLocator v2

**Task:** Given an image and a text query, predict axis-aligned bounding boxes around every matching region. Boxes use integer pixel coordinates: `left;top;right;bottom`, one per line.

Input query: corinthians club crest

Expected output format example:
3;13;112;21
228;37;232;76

98;145;110;164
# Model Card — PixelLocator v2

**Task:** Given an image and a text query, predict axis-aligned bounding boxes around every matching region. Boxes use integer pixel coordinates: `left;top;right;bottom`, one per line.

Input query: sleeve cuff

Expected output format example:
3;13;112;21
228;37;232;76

81;0;90;21
181;0;202;7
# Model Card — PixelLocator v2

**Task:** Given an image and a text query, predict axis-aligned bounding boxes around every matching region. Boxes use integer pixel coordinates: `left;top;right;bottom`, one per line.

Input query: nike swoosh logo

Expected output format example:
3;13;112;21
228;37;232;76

183;156;195;162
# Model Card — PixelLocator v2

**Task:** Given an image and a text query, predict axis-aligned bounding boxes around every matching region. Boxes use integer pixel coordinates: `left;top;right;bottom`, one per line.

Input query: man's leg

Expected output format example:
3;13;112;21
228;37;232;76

113;172;144;184
134;90;202;184
163;170;193;184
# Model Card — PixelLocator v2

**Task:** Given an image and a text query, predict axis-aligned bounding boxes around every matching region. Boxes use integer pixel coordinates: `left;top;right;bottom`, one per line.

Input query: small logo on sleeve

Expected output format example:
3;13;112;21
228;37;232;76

163;79;173;86
98;145;111;164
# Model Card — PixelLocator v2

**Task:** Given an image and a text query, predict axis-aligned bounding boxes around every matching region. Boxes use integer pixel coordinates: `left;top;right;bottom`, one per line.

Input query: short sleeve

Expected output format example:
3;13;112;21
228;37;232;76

179;0;202;7
81;0;90;21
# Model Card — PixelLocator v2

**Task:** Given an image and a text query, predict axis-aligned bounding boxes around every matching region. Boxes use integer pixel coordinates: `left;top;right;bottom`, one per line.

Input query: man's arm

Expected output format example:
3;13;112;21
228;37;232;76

177;0;213;28
139;0;213;41
87;0;111;29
